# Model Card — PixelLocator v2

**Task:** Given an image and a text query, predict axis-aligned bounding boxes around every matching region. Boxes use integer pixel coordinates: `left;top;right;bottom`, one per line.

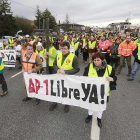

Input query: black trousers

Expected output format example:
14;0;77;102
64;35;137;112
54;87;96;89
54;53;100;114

83;51;88;61
110;58;119;70
0;74;8;92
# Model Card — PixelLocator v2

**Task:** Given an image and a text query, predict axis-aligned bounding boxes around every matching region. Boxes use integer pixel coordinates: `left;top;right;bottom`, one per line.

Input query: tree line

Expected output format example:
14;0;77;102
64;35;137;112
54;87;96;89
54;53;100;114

0;0;57;38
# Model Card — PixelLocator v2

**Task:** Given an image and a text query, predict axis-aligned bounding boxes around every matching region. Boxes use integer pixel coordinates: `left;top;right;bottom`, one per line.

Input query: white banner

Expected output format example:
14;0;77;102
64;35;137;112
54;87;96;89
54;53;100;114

39;54;46;67
24;73;109;111
0;50;16;67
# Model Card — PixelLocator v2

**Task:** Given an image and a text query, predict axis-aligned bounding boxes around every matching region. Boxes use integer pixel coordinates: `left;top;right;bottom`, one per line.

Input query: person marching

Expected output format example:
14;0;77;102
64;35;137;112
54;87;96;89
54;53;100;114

117;36;136;76
128;37;140;81
110;38;121;71
0;55;8;97
87;35;97;63
22;44;42;105
49;41;80;113
83;52;117;128
8;36;14;50
71;37;80;57
35;42;45;74
2;41;9;50
82;36;88;63
45;40;57;74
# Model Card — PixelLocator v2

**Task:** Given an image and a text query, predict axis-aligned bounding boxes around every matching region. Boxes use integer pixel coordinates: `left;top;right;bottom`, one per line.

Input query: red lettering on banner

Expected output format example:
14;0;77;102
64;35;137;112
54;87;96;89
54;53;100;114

35;79;40;94
29;78;35;93
43;80;48;95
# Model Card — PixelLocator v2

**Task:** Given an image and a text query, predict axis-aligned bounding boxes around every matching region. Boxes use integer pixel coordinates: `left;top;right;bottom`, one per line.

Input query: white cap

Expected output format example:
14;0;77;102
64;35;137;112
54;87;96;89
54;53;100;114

37;42;42;46
25;35;30;38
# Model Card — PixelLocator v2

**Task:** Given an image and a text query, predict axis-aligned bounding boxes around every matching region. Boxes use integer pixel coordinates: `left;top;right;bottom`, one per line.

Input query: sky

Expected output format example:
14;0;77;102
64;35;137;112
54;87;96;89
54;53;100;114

9;0;140;27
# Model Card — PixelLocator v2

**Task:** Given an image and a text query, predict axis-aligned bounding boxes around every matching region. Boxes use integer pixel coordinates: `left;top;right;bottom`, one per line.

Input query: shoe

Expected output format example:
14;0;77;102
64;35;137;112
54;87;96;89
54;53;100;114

8;68;12;70
85;61;87;64
116;72;120;75
22;97;32;101
36;99;40;105
0;91;8;97
127;78;134;81
85;115;92;123
97;118;102;128
64;105;69;113
127;74;131;76
82;60;85;63
49;103;57;111
18;66;22;69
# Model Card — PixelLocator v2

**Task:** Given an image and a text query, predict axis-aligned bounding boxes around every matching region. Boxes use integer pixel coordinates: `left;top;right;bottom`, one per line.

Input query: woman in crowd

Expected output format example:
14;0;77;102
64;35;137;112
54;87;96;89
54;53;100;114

83;52;117;128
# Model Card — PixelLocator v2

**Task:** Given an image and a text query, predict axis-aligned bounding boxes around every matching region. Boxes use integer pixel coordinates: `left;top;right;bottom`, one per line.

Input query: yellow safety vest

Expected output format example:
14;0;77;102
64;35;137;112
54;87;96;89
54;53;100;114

2;45;9;50
64;36;67;41
9;39;14;46
88;63;112;96
88;41;96;49
137;43;140;60
0;58;4;71
82;39;87;49
49;46;56;66
71;41;79;51
57;52;74;71
36;49;45;55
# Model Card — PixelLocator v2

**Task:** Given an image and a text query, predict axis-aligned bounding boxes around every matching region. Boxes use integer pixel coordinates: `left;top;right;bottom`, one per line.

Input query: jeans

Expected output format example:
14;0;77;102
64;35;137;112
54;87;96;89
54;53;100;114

131;62;140;79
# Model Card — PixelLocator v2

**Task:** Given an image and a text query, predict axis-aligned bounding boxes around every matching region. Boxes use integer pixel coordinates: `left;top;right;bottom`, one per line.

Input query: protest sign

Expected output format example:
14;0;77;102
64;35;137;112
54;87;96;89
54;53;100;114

38;54;46;67
24;73;109;111
0;50;16;67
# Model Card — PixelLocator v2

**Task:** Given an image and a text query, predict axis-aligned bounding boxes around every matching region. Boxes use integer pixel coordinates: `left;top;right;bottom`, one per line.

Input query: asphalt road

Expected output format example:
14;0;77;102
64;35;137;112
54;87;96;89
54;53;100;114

0;54;140;140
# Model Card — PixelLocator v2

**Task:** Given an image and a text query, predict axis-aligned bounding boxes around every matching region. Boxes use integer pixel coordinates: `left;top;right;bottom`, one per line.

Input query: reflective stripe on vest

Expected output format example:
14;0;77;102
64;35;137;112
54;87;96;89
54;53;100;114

88;63;112;96
22;53;37;72
57;52;74;71
0;59;4;71
137;43;140;60
88;41;96;49
71;41;79;51
82;39;87;49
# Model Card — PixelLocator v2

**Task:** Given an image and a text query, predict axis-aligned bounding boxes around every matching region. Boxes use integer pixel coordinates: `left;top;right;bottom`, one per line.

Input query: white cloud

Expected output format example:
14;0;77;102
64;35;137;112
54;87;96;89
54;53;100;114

10;0;140;27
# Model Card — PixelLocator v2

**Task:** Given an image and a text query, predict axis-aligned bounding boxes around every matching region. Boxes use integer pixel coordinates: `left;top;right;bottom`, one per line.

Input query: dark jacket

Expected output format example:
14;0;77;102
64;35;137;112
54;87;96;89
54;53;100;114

53;52;80;75
83;63;117;84
110;42;120;58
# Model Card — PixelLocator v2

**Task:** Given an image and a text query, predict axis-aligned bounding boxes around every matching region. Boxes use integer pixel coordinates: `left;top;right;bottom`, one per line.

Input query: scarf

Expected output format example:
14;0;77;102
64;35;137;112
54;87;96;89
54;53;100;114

93;60;107;71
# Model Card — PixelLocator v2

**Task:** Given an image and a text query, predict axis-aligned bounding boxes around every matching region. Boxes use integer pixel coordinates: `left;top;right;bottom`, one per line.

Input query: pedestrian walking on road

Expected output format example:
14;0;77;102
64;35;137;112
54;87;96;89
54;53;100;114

0;56;8;97
83;52;117;128
22;44;42;105
49;41;80;113
117;36;136;76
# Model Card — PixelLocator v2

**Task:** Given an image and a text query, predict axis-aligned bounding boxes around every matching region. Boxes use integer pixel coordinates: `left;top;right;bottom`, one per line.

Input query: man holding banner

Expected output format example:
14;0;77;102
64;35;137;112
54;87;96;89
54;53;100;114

0;56;8;97
22;44;42;104
49;41;80;113
83;52;117;128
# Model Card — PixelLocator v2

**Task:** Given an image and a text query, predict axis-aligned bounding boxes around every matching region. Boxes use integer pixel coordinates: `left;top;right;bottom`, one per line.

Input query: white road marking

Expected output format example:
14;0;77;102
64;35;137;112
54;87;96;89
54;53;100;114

10;71;22;78
91;112;100;140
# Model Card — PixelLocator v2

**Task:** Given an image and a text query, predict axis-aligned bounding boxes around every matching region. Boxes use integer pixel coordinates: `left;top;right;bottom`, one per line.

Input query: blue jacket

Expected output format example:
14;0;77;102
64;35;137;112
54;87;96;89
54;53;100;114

0;57;4;74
